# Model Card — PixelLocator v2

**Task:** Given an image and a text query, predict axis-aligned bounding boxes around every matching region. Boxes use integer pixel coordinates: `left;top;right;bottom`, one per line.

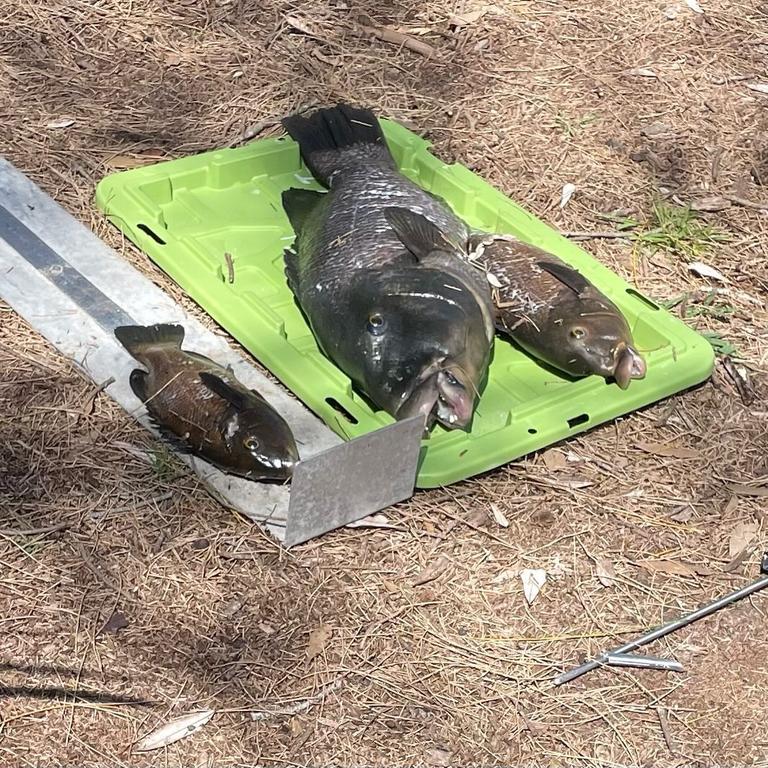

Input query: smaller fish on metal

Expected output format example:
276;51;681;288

114;323;298;480
384;208;646;389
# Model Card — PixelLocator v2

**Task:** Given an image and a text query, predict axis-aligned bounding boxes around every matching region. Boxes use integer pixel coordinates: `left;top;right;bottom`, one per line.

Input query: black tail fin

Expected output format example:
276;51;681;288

114;323;185;360
281;103;393;185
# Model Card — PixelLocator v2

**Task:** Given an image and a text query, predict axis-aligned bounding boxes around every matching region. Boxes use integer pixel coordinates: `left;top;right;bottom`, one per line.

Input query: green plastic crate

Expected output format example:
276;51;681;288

94;119;714;488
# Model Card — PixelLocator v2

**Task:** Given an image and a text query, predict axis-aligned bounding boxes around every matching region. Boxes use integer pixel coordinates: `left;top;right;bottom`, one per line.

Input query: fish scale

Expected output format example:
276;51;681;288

297;166;470;295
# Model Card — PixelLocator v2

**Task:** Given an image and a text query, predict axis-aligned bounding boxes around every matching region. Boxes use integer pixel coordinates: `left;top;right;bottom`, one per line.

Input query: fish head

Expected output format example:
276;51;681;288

225;405;300;480
348;267;492;430
545;293;646;387
200;372;299;480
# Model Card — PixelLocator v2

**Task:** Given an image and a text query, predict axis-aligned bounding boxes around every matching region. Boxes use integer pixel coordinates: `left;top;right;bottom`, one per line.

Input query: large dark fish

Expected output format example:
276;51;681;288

384;207;646;389
280;104;495;430
114;324;299;479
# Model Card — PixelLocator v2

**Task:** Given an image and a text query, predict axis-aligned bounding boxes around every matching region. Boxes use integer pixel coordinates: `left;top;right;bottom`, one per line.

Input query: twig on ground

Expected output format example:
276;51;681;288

248;675;346;721
0;521;70;537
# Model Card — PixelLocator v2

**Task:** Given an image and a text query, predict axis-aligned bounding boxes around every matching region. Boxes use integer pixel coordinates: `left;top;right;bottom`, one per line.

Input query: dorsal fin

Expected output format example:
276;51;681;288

281;188;324;235
536;259;591;295
383;207;456;261
199;372;247;411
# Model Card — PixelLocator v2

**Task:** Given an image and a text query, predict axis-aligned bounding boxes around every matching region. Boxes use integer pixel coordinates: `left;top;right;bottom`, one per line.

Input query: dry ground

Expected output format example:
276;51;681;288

1;0;768;765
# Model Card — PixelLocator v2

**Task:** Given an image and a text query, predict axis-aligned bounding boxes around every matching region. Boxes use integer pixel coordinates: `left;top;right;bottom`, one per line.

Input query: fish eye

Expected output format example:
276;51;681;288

570;327;587;340
244;436;260;451
367;312;385;334
443;371;459;387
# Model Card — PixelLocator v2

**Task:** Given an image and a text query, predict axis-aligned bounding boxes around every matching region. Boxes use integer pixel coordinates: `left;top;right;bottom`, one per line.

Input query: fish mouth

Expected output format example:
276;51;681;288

435;368;474;428
396;363;475;431
252;453;296;476
612;343;647;389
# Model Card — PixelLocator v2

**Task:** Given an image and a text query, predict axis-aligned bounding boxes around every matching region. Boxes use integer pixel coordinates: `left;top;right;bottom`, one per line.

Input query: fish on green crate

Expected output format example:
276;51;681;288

114;323;299;479
384;208;646;389
280;104;495;432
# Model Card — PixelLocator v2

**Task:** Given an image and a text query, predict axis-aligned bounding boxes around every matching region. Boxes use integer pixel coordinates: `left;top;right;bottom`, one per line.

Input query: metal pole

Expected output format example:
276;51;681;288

554;566;768;686
605;653;684;673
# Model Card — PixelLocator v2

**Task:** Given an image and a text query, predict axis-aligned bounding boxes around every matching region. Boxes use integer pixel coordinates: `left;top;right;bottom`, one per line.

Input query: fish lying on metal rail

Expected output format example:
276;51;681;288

280;103;495;431
383;207;646;388
114;323;299;479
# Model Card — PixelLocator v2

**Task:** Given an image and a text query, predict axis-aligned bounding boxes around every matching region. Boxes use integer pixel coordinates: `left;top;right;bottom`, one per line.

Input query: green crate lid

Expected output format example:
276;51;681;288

95;119;714;487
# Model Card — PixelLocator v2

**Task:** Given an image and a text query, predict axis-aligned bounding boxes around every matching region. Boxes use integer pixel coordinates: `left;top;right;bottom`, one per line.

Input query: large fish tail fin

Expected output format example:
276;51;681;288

114;323;185;361
281;103;394;185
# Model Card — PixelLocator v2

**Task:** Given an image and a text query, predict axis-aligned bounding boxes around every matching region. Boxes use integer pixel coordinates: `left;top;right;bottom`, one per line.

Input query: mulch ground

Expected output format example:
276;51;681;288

1;0;767;765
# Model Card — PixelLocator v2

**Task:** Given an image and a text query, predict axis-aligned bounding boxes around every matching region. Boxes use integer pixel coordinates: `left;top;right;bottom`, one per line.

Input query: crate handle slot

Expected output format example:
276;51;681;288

325;397;359;425
136;223;166;245
567;413;589;429
625;288;659;311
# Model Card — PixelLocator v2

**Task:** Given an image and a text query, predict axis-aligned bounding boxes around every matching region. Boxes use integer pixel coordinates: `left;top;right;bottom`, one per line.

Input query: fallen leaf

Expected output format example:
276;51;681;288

101;611;128;633
553;476;593;490
746;83;768;95
46;118;75;129
542;448;567;471
663;4;680;18
626;67;657;78
307;624;332;660
690;196;731;212
521;568;547;604
729;521;758;558
595;558;616;588
486;271;503;288
346;513;394;528
727;483;768;497
688;261;726;282
284;15;316;35
165;51;183;66
636;441;702;459
685;0;704;12
449;8;487;26
258;621;276;635
393;25;433;35
489;503;509;528
560;182;576;209
413;555;450;586
637;559;697;577
641;121;674;138
135;710;214;752
106;154;155;170
425;748;453;767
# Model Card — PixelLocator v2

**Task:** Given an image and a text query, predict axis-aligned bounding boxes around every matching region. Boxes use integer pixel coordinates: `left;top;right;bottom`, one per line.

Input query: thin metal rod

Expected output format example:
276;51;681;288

554;573;768;685
605;653;684;673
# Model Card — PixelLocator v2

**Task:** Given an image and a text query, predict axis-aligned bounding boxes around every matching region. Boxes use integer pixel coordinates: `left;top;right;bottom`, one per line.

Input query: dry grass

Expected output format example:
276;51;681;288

1;0;768;765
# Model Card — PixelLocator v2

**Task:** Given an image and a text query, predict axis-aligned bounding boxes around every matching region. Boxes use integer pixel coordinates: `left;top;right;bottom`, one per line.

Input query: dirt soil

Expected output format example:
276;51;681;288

1;0;768;765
